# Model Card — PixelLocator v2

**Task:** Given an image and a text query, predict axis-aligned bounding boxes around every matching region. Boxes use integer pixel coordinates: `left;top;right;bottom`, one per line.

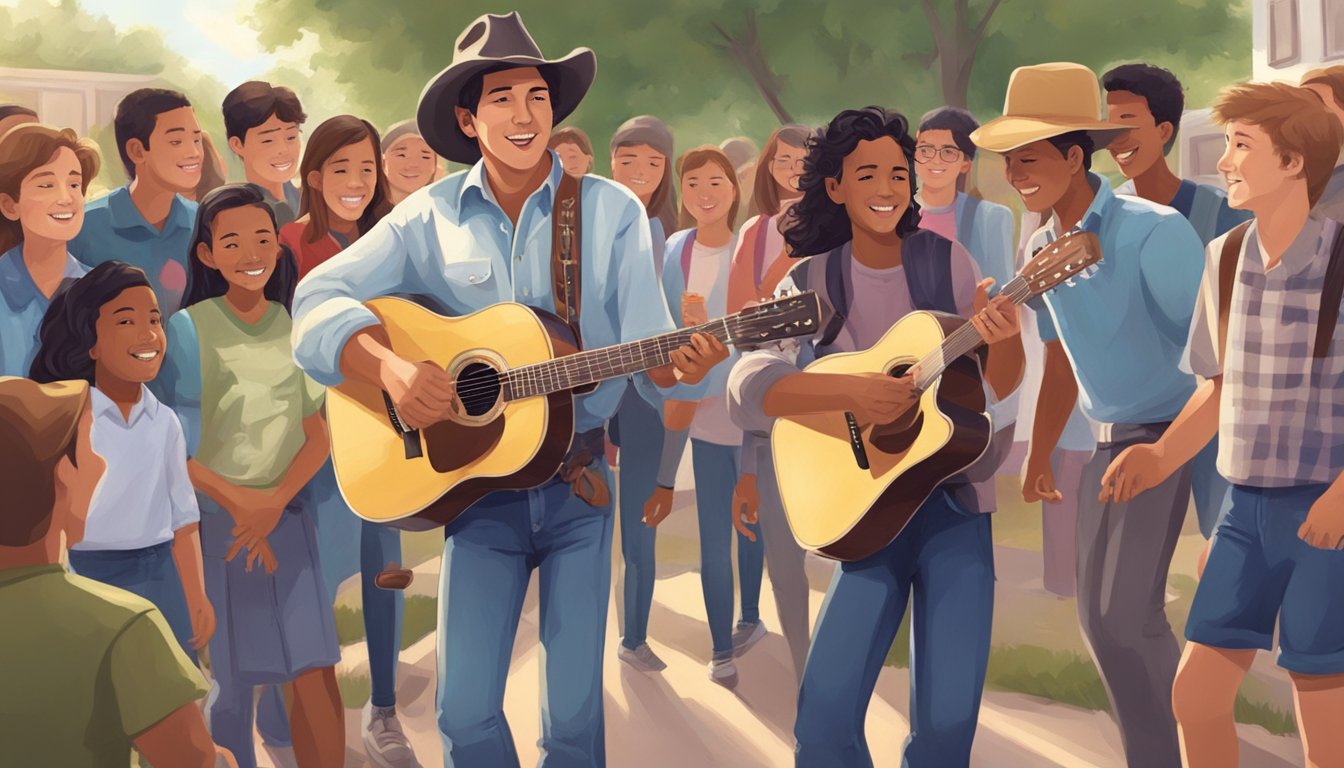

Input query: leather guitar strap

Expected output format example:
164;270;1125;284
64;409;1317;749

1217;221;1251;365
551;172;583;336
548;173;609;507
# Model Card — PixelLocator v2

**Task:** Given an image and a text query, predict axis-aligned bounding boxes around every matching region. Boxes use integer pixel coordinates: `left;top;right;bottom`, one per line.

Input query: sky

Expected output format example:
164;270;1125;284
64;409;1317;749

22;0;289;81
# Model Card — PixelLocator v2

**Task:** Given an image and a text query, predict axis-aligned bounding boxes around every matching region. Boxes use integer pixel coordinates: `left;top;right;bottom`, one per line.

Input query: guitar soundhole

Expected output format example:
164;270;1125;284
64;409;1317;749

455;362;502;417
888;362;914;378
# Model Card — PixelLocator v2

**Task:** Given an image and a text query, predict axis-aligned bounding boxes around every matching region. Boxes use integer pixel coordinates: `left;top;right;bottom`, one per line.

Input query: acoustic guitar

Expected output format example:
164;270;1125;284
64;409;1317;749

327;293;820;529
772;231;1103;561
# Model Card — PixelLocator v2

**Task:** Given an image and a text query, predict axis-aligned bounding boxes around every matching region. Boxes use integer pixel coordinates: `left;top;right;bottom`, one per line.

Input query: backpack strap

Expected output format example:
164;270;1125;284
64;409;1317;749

751;215;772;288
903;231;958;313
680;228;696;285
1316;219;1344;359
814;246;850;353
1217;220;1252;364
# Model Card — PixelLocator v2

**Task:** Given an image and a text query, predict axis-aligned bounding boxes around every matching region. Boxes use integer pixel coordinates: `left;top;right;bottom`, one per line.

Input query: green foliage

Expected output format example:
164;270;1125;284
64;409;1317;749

984;645;1113;711
1235;694;1298;736
334;594;439;651
248;0;1249;178
337;672;372;708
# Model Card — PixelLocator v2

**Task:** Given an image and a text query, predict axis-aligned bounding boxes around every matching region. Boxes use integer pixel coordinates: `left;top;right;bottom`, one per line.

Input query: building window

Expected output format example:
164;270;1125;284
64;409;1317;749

1326;0;1344;60
1189;134;1227;182
1269;0;1301;68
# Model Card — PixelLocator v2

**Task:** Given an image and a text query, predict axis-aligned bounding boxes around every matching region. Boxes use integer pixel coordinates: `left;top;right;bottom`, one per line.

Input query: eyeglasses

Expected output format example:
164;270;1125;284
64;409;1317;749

915;145;964;164
772;156;805;171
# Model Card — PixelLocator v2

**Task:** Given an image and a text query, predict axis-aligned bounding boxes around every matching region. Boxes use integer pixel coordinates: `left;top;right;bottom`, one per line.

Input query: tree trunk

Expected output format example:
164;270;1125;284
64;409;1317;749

713;12;794;124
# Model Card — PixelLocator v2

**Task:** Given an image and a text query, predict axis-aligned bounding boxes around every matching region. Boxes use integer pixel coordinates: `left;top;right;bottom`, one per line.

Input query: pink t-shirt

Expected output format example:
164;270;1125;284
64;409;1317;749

917;201;958;242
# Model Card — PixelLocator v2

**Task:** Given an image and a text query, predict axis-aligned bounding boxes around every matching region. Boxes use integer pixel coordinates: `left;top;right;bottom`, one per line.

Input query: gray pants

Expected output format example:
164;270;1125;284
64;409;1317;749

754;444;811;685
1077;422;1190;768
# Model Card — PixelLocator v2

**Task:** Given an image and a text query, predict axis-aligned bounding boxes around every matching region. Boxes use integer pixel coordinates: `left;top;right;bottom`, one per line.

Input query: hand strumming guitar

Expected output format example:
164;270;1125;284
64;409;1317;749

380;355;459;430
842;372;921;427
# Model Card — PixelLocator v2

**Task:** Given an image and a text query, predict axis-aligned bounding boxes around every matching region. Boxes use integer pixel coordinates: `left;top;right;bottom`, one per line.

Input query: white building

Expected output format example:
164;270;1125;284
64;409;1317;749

0;66;158;136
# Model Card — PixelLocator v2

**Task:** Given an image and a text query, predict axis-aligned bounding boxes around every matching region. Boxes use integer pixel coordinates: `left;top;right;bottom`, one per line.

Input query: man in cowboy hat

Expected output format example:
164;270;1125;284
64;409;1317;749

972;62;1206;768
290;12;727;767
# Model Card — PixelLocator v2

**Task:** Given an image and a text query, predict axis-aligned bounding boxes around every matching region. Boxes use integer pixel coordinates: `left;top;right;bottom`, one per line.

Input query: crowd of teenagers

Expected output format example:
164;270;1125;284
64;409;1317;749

1;10;1343;768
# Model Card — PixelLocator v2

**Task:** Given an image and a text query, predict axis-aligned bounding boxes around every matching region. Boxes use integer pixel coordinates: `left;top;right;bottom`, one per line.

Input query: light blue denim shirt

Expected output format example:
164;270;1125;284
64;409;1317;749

1029;173;1205;425
291;152;678;433
68;187;198;315
0;246;88;377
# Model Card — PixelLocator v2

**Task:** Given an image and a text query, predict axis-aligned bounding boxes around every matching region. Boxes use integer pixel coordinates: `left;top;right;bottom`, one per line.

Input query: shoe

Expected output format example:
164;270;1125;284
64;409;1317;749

261;742;298;768
618;643;668;672
732;620;767;656
709;654;739;688
362;704;422;768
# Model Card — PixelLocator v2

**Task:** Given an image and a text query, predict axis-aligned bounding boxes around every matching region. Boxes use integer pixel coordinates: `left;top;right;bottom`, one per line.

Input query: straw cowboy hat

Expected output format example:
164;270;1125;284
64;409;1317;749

416;11;596;164
971;62;1127;153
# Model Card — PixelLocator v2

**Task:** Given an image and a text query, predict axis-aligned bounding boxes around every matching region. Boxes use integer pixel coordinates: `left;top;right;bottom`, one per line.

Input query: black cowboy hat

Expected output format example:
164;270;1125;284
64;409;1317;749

416;12;596;164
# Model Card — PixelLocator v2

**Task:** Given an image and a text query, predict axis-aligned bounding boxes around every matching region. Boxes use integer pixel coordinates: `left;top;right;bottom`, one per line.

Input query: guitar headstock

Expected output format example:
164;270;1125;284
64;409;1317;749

1021;230;1104;298
724;291;821;346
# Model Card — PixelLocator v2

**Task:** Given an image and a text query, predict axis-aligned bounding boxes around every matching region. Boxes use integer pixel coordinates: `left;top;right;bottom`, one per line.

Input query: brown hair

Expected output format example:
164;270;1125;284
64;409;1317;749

677;146;741;231
611;116;677;237
1212;82;1344;206
193;130;228;202
0;124;101;254
549;126;593;157
1302;65;1344;110
298;115;392;244
0;377;89;547
749;124;810;218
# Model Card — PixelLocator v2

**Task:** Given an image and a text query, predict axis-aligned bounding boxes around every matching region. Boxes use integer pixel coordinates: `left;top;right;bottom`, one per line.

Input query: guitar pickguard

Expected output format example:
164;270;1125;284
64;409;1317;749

425;416;506;473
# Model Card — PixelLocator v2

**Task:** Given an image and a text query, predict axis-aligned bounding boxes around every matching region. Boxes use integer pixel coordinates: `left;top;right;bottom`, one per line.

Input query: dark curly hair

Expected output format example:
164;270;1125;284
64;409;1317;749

183;184;299;312
782;107;921;257
30;261;153;385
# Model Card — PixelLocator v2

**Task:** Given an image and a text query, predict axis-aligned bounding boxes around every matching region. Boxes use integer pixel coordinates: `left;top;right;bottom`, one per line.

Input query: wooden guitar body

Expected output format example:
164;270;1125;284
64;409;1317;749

325;298;578;530
771;311;991;561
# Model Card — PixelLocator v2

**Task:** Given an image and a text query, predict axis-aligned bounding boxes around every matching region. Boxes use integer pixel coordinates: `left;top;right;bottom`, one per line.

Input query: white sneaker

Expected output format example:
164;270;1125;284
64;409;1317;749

732;620;768;656
709;655;739;688
618;643;668;672
362;704;422;768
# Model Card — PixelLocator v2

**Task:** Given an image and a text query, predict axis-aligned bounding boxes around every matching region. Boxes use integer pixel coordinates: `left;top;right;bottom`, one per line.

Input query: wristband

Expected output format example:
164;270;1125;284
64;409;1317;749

656;427;692;488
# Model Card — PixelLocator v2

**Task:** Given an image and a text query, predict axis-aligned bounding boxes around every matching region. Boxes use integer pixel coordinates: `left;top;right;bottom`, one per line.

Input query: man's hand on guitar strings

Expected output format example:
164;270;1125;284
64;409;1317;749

843;372;920;427
669;332;730;386
971;278;1021;345
382;355;459;429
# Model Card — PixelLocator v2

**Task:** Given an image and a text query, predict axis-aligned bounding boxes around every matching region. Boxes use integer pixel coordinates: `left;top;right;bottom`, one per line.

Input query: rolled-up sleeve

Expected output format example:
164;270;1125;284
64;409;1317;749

291;215;412;386
726;345;800;436
1182;239;1224;379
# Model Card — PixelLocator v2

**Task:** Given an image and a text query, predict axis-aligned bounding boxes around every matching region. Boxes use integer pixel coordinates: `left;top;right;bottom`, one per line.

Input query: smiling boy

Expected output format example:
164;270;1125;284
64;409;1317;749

69;89;203;315
1101;81;1344;768
972;62;1207;767
222;81;305;226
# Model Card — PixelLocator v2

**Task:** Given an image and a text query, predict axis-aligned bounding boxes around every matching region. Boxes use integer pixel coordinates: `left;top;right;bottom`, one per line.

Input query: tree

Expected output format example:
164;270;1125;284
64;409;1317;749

918;0;1005;108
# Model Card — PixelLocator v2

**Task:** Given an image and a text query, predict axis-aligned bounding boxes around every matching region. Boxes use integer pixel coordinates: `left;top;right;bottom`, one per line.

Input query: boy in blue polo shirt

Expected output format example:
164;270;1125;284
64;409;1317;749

69;89;202;315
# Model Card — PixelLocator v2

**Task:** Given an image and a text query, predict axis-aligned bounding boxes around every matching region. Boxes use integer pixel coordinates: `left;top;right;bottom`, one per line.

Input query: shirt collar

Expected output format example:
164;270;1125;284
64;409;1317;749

90;384;159;428
0;246;82;311
1247;213;1327;276
107;186;195;235
1050;172;1113;236
457;149;563;218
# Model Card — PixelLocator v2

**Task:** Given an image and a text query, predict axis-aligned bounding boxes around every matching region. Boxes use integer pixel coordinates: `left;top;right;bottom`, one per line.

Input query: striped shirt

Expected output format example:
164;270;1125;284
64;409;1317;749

1184;215;1344;486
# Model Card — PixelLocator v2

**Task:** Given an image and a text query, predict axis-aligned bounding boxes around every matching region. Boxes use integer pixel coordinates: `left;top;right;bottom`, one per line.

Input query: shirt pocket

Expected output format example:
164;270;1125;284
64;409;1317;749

441;258;494;288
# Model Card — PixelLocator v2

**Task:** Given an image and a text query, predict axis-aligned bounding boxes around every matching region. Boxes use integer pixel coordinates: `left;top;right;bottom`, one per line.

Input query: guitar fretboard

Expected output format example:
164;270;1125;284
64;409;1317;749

912;275;1033;390
500;317;738;400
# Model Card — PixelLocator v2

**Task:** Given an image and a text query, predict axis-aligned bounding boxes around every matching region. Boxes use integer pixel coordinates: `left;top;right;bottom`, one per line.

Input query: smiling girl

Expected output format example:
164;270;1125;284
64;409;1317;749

382;119;441;206
728;124;810;312
157;184;342;768
0;124;100;377
643;146;764;688
29;260;214;666
280;115;391;279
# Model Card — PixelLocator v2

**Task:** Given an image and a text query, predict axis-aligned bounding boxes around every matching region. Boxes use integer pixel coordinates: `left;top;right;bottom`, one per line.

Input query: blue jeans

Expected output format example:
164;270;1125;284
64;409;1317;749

436;465;614;767
68;540;198;665
795;489;995;768
1190;437;1232;539
690;439;762;656
614;391;661;650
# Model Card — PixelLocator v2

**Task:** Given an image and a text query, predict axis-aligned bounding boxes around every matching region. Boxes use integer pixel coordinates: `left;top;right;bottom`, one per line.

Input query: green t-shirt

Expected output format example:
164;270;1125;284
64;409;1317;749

191;298;325;488
0;564;208;767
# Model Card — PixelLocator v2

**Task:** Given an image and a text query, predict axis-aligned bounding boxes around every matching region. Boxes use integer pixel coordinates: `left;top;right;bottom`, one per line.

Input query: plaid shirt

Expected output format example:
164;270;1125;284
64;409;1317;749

1185;215;1344;487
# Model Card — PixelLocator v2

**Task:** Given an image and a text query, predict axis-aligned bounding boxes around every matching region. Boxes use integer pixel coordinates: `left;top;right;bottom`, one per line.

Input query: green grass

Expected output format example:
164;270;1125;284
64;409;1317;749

334;594;439;650
1235;694;1299;736
337;673;371;708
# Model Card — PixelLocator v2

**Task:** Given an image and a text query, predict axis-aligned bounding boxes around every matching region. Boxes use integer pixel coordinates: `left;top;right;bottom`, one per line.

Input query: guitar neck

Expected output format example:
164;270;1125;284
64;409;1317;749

913;274;1032;390
502;318;736;401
